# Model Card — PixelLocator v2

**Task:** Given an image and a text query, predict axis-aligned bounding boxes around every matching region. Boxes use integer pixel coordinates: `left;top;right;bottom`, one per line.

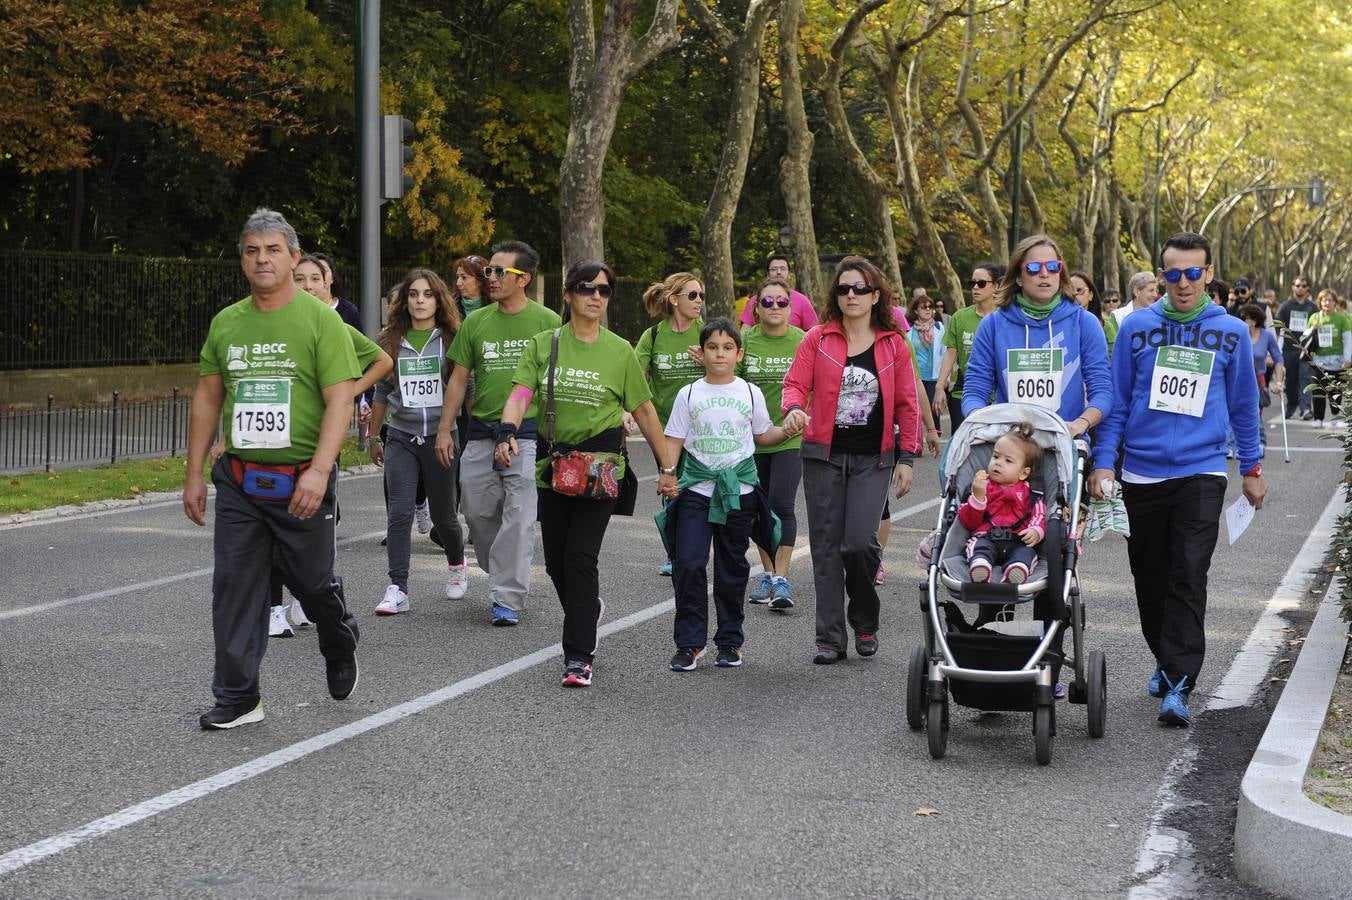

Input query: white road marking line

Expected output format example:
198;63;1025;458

0;495;941;877
0;530;386;620
1127;490;1346;897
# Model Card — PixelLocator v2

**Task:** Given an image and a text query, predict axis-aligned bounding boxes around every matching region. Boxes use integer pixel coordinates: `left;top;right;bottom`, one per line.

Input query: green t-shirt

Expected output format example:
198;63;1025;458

635;317;705;422
737;324;805;453
1102;314;1119;362
513;325;653;487
1309;310;1351;367
447;300;561;422
346;325;382;372
942;305;990;398
405;327;432;353
200;291;361;464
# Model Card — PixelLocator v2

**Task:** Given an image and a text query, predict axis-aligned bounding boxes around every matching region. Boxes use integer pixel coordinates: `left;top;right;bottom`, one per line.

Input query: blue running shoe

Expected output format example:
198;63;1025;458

491;602;519;627
658;560;673;577
769;577;794;610
1157;674;1192;727
748;572;774;605
1148;667;1164;698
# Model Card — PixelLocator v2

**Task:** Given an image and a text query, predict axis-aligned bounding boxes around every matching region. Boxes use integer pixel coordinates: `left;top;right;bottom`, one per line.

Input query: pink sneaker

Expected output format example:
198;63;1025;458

874;563;886;585
1003;562;1030;584
969;560;992;583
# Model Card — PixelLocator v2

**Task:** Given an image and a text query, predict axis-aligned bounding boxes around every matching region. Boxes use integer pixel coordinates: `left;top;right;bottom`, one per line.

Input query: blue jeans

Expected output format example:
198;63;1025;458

671;492;754;650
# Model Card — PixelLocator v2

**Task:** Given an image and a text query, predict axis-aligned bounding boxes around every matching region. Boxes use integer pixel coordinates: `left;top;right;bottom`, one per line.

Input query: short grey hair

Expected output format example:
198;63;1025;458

1128;271;1156;293
238;207;300;254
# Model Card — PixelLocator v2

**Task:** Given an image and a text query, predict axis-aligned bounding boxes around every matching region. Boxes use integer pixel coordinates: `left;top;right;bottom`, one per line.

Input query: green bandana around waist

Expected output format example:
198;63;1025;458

677;455;760;523
1015;293;1061;320
1161;294;1212;323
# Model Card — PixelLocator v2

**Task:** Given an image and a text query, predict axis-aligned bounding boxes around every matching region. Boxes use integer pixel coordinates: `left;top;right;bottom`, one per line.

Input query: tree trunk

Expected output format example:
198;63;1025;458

1099;182;1121;293
954;1;1008;263
776;0;823;306
560;0;680;274
697;0;779;317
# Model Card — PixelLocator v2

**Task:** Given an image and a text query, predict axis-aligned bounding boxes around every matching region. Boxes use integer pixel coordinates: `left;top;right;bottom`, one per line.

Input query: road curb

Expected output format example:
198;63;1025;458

0;463;383;527
1234;575;1351;897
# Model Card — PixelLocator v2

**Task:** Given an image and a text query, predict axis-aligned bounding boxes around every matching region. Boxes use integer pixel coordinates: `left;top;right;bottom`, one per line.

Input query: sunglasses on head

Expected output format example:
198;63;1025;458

573;281;612;298
835;282;875;296
759;296;791;308
677;290;705;302
466;255;485;265
483;264;526;279
1022;260;1064;276
969;279;992;289
1162;266;1206;283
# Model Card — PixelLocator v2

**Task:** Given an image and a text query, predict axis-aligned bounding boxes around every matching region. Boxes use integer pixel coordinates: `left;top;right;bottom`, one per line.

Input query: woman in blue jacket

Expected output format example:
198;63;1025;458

961;235;1112;437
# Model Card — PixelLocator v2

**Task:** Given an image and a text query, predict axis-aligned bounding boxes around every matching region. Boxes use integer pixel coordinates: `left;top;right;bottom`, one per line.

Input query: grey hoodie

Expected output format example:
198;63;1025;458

374;328;455;437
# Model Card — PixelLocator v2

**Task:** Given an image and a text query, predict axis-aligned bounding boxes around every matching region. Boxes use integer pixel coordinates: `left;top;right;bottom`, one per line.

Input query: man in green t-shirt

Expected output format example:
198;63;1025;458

184;208;362;731
436;240;561;626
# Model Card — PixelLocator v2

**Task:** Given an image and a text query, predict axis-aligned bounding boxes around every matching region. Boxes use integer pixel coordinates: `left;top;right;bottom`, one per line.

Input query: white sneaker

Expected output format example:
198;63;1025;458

289;599;313;628
414;501;432;534
269;604;295;638
375;584;410;616
446;562;469;600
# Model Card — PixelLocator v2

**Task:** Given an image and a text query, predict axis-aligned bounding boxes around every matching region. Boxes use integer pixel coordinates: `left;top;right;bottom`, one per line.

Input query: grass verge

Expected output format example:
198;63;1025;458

1;438;371;516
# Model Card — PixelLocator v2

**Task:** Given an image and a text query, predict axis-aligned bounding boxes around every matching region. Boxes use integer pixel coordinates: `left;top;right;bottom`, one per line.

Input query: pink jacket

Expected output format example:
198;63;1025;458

958;480;1046;542
781;320;922;462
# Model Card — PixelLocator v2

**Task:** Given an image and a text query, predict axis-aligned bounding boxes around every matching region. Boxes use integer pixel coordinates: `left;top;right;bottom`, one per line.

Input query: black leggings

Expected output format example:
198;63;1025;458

754;449;801;549
537;489;616;664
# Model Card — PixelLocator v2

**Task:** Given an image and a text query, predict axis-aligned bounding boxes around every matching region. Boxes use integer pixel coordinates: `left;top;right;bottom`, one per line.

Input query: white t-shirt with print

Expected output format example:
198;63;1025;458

664;377;773;497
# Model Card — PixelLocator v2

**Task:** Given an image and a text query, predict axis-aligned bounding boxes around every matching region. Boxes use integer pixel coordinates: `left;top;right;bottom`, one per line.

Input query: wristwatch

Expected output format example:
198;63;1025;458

658;465;678;476
1244;463;1262;478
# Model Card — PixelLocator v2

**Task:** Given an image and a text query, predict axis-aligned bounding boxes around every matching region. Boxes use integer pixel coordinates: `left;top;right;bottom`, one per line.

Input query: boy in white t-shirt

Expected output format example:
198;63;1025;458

658;319;801;670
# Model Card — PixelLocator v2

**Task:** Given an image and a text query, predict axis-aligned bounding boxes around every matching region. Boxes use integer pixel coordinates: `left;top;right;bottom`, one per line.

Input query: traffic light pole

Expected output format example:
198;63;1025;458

358;0;382;338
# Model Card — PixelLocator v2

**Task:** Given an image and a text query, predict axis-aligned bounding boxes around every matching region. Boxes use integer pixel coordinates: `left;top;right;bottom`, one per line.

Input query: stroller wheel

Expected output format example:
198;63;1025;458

1033;704;1053;765
1086;650;1107;738
926;696;948;759
906;646;927;731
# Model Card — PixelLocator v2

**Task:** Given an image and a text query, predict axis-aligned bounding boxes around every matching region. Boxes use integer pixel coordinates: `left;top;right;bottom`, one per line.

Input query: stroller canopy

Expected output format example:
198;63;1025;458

944;403;1076;491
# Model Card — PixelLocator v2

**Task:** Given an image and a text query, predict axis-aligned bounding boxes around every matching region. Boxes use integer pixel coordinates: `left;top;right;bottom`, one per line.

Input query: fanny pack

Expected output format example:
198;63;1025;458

228;455;311;501
543;329;622;500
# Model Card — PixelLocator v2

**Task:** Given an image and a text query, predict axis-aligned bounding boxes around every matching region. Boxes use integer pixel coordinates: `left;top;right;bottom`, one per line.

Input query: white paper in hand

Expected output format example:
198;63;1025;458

1225;495;1255;545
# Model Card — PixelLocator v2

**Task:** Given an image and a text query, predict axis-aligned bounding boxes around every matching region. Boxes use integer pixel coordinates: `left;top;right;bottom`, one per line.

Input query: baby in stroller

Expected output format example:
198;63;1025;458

958;422;1045;585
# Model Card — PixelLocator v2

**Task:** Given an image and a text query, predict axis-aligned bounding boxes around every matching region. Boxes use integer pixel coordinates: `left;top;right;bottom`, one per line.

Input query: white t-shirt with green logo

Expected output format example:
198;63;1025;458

664;377;772;497
447;301;561;422
199;291;360;464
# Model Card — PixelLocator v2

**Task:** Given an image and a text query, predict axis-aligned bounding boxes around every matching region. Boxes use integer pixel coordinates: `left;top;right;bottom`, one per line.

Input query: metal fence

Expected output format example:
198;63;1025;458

0;251;401;370
1;392;193;474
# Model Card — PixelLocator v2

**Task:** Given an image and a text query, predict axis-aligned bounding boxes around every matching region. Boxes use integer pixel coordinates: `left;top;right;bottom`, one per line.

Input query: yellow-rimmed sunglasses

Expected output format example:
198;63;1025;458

483;264;526;279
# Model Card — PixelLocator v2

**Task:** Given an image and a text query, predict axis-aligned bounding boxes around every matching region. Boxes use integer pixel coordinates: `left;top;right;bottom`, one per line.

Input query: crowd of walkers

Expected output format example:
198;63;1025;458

185;207;1346;734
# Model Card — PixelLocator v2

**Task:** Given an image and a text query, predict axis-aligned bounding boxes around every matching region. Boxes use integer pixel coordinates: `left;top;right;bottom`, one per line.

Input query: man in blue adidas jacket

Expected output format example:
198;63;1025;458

1090;231;1269;728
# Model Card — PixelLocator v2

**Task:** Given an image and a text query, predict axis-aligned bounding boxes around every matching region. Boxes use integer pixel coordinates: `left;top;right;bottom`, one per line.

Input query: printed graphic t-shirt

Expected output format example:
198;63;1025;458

199;291;360;464
737;325;805;454
447;300;561;422
664;377;772;497
831;343;883;456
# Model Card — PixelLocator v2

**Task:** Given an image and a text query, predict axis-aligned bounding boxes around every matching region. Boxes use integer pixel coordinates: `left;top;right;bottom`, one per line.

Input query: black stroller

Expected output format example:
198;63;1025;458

907;403;1106;765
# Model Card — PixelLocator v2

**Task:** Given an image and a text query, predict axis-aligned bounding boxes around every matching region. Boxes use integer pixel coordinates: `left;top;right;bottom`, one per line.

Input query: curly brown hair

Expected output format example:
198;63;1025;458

822;255;899;332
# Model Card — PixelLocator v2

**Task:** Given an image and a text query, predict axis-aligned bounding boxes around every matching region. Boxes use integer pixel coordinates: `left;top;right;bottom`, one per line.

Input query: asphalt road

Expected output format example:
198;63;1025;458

0;415;1343;899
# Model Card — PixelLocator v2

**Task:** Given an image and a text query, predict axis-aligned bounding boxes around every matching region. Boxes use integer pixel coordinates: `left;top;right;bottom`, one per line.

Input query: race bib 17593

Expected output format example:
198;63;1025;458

232;378;292;449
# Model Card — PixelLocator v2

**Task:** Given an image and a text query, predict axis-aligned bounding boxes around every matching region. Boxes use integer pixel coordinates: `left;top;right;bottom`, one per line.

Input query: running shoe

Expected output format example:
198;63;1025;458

1158;674;1192;727
813;646;846;665
658;560;673;577
1148;666;1164;698
769;577;794;610
715;646;743;668
855;632;878;657
1054;682;1067;701
874;563;886;585
269;604;295;638
446;562;469;600
491;602;519;626
375;584;410;616
289;598;313;628
562;660;593;688
414;501;432;534
748;572;774;605
326;655;359;700
199;699;264;730
670;647;704;671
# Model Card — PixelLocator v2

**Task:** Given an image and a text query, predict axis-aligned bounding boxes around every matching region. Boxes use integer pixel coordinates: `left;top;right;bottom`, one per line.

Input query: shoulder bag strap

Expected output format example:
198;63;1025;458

546;328;560;448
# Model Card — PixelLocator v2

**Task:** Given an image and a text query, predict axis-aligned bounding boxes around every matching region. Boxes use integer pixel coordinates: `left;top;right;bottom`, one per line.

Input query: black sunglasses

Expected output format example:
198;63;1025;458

573;281;613;298
969;279;992;289
835;282;874;296
677;290;705;302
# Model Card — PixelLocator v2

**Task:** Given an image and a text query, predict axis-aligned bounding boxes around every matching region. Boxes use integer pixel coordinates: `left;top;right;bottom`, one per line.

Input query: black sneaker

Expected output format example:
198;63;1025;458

855;632;879;657
715;646;743;668
326;655;359;700
813;646;846;665
670;647;704;671
199;699;264;730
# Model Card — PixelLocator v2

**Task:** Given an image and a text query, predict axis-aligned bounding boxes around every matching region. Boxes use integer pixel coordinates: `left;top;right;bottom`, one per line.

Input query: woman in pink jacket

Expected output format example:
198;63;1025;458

782;256;922;665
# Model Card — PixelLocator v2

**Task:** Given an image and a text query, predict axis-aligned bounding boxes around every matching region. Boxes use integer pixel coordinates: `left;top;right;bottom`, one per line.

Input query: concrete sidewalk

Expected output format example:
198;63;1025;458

1235;575;1351;897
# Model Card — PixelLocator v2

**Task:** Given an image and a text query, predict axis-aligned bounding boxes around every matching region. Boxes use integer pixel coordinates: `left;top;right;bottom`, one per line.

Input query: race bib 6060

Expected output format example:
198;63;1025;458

1005;348;1064;410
